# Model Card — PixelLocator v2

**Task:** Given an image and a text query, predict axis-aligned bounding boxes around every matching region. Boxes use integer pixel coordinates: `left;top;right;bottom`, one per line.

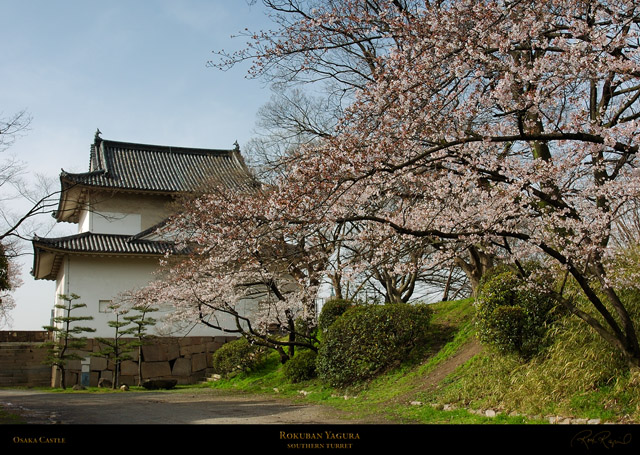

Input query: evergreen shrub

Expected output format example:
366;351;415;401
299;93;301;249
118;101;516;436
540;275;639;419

211;337;266;376
282;349;318;383
317;303;432;387
475;266;559;358
318;298;354;333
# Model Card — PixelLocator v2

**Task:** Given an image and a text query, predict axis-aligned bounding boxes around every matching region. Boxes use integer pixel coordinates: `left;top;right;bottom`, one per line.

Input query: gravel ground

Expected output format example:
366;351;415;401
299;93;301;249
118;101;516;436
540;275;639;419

2;388;621;452
0;388;369;425
0;388;390;451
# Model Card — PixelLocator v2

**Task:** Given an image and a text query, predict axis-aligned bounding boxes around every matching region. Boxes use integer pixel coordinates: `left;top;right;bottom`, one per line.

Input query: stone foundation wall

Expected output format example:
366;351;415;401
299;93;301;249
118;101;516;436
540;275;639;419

0;331;52;387
52;335;238;388
0;331;51;343
0;331;238;388
0;343;52;388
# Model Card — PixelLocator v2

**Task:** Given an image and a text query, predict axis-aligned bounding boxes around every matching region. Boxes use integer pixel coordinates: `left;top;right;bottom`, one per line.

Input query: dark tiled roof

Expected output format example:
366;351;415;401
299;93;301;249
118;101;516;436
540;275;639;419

60;136;257;193
32;232;183;255
31;232;190;280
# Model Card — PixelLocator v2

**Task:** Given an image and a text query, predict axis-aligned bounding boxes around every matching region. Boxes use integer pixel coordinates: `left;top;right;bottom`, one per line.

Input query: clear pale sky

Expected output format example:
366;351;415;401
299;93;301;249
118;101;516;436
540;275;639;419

0;1;275;330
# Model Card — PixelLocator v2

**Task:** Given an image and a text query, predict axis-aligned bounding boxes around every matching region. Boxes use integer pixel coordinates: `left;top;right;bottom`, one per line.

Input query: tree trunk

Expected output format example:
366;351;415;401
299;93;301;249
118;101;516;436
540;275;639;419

454;246;494;296
441;265;455;302
137;344;143;387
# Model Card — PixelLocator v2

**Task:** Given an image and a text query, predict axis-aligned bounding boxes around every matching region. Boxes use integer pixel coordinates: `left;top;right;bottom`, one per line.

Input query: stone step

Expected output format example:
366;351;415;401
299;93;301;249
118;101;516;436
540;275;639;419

201;373;222;383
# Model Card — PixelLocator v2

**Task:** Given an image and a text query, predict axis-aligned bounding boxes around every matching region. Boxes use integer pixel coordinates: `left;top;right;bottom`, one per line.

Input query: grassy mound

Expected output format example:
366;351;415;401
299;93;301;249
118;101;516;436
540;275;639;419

203;297;640;424
431;310;639;422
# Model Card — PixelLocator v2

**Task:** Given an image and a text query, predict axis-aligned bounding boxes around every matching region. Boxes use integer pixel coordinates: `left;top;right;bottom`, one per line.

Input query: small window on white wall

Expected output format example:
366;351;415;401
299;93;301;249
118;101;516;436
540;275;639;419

99;300;113;313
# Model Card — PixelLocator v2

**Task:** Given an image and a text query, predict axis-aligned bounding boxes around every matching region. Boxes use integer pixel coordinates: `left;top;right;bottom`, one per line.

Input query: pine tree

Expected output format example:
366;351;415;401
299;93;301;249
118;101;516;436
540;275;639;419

123;304;158;386
42;294;95;389
92;303;138;388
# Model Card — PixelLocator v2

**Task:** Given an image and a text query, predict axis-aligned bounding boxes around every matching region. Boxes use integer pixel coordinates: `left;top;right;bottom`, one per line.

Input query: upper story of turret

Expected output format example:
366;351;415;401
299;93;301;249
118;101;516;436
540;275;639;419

54;130;257;236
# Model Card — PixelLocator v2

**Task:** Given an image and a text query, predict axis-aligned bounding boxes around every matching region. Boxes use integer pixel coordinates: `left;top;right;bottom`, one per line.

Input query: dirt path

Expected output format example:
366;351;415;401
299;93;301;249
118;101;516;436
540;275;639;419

388;336;482;409
419;337;482;390
0;388;374;425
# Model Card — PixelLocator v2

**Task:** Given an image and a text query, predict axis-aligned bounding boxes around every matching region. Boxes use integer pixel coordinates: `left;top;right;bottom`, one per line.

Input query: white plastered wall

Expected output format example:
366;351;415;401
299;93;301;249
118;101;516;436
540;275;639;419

52;190;250;337
77;191;174;235
53;254;235;338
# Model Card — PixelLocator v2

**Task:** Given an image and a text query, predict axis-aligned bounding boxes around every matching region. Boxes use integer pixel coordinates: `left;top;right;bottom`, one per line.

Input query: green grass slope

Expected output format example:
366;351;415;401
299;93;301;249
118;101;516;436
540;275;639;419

205;297;640;424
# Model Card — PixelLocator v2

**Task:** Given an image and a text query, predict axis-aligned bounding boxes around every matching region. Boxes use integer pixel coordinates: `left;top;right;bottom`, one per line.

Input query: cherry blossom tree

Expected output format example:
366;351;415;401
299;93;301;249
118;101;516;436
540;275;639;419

221;0;640;368
136;184;333;363
327;221;469;303
223;1;467;302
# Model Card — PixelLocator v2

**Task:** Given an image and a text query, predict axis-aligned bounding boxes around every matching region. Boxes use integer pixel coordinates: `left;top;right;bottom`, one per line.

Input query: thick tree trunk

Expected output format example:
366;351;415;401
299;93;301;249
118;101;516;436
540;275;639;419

454;246;494;296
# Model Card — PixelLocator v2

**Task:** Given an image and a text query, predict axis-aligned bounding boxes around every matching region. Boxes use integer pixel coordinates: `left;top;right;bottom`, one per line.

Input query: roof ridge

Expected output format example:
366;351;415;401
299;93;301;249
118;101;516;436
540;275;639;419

33;231;166;243
53;133;259;224
102;138;237;156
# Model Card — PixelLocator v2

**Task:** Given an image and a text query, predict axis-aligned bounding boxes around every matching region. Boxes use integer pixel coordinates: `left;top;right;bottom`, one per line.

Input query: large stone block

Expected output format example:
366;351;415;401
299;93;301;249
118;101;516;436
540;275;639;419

65;371;79;387
191;352;207;372
171;357;192;377
179;343;205;357
119;375;136;386
142;342;180;362
0;331;50;342
175;375;195;385
68;348;91;359
178;337;201;347
66;359;82;371
141;361;172;378
207;340;224;352
92;340;110;352
127;347;140;362
120;360;139;376
83;339;95;351
220;336;240;343
90;356;108;371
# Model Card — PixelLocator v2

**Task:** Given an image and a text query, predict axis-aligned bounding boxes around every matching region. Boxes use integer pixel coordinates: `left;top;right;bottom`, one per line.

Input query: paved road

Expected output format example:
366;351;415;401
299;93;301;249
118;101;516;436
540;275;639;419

0;388;392;451
0;388;368;425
